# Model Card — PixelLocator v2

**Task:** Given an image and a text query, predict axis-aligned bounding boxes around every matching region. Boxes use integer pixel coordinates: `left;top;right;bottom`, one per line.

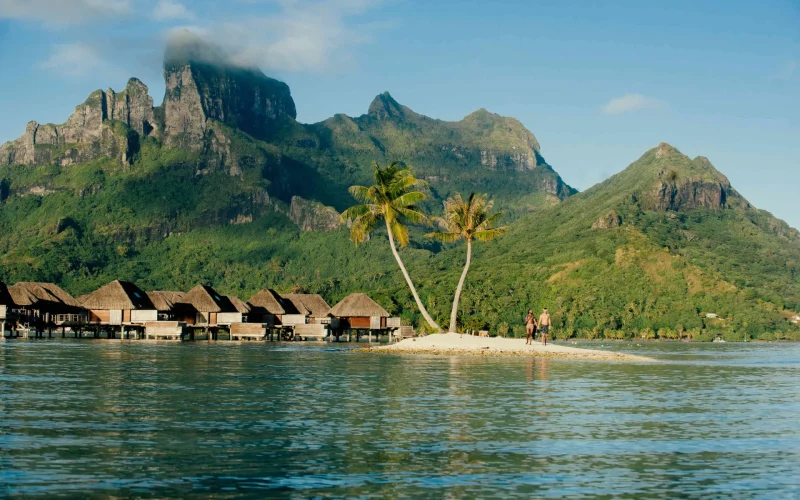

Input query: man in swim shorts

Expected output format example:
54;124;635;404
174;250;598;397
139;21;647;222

538;308;551;346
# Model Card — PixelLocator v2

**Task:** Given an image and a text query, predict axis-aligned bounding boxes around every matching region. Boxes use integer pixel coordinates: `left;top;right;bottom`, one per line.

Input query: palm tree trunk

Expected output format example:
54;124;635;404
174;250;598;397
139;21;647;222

449;239;472;333
385;219;441;332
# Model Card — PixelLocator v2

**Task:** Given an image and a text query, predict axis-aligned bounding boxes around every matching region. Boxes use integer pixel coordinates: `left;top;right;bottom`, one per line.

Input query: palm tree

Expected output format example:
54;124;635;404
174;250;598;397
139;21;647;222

427;193;508;333
341;162;442;331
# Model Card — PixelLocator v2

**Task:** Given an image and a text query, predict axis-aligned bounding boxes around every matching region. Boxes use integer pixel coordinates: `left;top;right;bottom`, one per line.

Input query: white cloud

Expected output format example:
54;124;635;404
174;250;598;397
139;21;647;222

38;42;104;77
177;0;382;73
0;0;131;25
153;0;193;22
602;94;662;115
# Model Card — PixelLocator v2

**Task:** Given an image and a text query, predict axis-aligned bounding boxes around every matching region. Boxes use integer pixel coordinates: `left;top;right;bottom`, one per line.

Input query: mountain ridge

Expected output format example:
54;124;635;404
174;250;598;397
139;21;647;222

0;38;797;340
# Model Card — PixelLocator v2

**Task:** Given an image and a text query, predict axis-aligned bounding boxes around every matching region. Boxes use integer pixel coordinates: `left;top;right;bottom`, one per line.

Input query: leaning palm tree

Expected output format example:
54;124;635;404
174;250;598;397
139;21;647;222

427;193;508;333
341;162;441;331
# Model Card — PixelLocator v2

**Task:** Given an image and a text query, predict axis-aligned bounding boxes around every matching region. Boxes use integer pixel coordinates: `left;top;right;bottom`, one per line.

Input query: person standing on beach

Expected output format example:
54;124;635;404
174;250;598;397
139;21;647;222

538;308;551;346
525;309;537;345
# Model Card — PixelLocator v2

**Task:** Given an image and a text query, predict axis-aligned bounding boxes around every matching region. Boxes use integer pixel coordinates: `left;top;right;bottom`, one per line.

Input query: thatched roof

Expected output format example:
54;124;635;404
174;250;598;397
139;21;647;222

281;294;330;317
180;285;236;313
81;280;155;310
17;282;79;306
0;281;13;306
329;293;389;318
227;296;252;314
147;291;187;311
248;289;286;315
8;282;81;309
8;285;38;306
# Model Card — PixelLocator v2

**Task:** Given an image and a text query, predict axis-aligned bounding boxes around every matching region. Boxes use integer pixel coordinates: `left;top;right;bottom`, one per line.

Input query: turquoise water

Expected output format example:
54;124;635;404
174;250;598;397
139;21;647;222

1;340;798;498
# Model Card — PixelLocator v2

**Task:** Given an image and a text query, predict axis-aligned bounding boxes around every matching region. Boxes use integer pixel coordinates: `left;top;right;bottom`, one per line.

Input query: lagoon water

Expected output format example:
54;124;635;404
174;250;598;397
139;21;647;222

1;340;798;498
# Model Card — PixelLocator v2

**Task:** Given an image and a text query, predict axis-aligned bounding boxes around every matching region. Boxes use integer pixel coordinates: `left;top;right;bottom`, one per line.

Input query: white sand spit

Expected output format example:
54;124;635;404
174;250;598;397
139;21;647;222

365;333;656;362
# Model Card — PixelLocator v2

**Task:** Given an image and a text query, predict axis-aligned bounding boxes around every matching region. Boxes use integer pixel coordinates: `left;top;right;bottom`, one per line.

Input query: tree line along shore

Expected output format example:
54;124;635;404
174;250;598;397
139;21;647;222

2;161;798;343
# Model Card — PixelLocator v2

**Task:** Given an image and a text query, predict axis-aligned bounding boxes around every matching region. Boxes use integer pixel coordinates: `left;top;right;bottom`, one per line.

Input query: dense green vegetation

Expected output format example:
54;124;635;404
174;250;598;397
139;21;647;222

1;90;798;342
427;192;508;333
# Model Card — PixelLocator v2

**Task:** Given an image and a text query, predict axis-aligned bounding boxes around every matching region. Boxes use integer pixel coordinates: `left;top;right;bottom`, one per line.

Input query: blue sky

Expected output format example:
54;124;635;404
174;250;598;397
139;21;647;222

1;0;798;227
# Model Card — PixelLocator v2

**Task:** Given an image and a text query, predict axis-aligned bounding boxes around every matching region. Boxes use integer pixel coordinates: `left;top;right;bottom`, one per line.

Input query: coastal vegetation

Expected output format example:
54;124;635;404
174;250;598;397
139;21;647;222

341;162;440;331
427;193;508;332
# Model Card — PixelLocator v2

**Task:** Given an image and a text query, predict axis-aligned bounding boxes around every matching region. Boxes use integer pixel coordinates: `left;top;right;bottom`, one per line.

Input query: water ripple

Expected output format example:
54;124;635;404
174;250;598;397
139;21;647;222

0;340;798;498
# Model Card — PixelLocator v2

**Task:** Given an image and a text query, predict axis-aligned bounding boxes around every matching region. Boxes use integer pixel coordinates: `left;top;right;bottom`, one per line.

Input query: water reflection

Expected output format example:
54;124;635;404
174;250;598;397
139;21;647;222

0;341;798;498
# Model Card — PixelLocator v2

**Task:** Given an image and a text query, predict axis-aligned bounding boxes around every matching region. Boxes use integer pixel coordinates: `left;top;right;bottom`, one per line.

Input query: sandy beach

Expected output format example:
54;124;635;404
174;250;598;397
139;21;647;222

365;333;656;362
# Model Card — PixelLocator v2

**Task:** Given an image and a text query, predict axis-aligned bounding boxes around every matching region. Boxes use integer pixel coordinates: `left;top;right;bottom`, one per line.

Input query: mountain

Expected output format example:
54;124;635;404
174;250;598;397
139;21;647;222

464;143;800;340
0;37;797;340
303;93;575;211
0;34;573;215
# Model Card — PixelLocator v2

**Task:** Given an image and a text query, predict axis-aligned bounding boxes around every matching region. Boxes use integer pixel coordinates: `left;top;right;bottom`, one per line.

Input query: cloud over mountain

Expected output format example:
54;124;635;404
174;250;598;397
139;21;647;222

153;0;193;22
177;0;381;72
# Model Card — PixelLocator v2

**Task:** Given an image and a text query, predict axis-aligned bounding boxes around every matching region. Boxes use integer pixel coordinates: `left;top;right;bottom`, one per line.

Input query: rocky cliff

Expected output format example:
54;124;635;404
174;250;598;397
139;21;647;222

0;36;577;237
637;143;741;212
0;79;155;167
162;36;296;148
286;196;342;232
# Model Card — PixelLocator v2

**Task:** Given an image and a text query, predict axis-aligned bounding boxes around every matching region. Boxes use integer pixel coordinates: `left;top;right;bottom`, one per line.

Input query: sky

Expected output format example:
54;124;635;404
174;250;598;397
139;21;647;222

0;0;798;227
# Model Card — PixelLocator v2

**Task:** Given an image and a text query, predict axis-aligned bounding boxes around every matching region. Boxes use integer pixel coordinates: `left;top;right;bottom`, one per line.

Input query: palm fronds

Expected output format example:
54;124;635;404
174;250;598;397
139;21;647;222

426;192;508;243
340;161;429;247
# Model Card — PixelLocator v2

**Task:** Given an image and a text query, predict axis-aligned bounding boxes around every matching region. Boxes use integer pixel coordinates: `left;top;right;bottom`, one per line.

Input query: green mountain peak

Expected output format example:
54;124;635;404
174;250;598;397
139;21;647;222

580;142;739;213
367;91;406;120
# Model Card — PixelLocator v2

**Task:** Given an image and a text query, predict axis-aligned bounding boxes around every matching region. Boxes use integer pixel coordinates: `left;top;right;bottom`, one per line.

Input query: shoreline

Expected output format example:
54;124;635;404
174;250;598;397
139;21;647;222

361;333;657;362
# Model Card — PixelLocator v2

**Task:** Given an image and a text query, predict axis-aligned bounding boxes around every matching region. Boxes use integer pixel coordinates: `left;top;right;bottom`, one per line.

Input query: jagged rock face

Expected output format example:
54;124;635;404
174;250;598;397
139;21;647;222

162;59;296;148
644;178;729;211
0;79;155;166
617;143;741;212
163;66;209;147
286;196;341;232
480;149;542;171
106;78;156;137
593;210;622;229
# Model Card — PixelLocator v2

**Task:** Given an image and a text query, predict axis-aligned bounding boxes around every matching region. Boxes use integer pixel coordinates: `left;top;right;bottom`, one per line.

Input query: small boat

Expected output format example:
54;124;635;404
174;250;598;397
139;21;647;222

712;336;726;343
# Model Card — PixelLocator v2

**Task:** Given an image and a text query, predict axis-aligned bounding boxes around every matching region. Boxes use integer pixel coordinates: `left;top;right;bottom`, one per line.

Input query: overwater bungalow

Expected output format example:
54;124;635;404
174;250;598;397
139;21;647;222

147;291;196;322
7;282;87;335
247;289;286;326
279;293;337;340
0;281;14;336
81;280;157;338
143;291;194;340
330;293;390;329
281;293;332;324
227;295;252;323
329;293;401;342
180;285;242;327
